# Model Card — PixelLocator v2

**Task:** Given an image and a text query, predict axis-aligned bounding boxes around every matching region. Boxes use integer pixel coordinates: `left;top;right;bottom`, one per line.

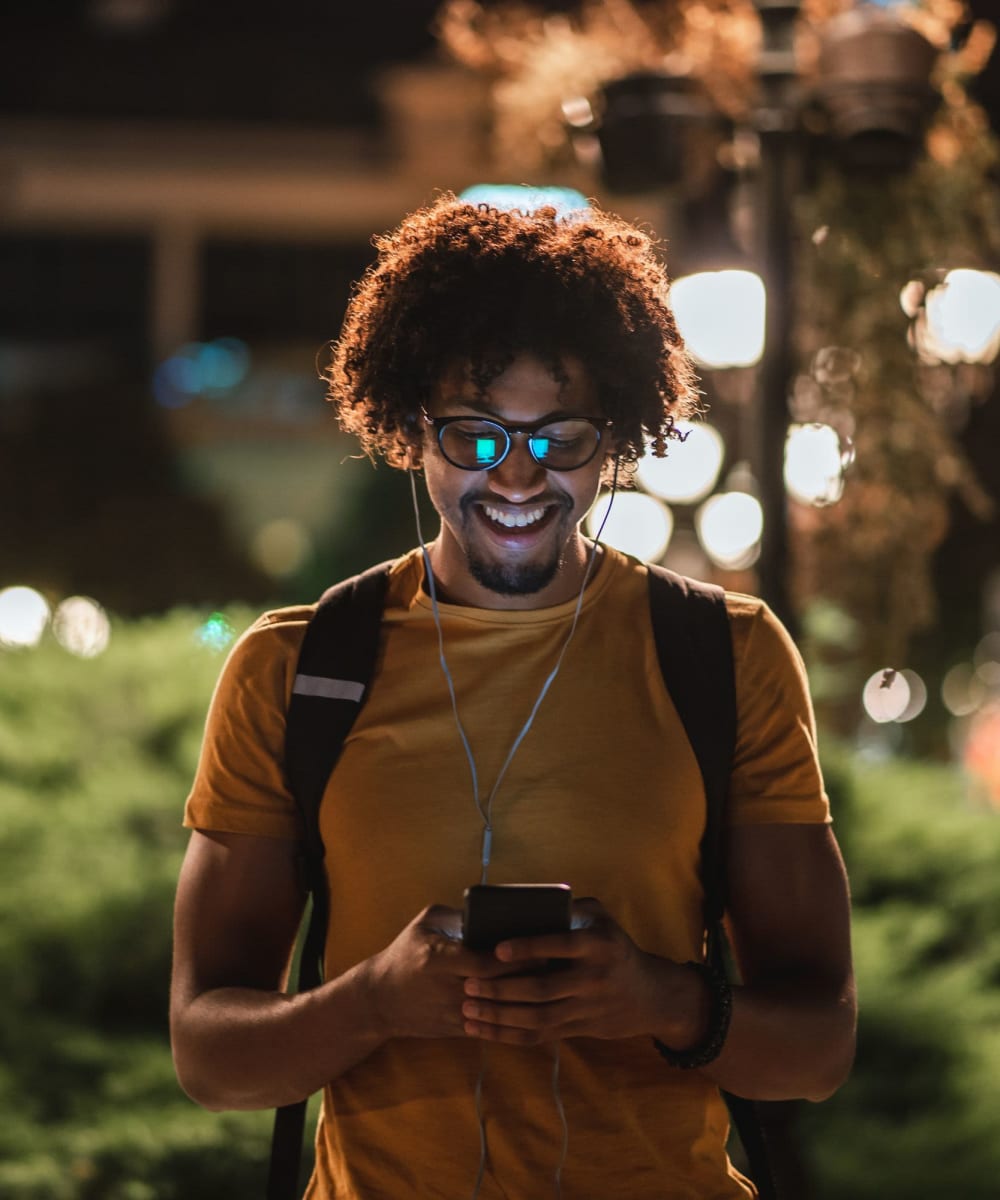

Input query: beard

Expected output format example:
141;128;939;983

459;492;573;596
466;548;563;596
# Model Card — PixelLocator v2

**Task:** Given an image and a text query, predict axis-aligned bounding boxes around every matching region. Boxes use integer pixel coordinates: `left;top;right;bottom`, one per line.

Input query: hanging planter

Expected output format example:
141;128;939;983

815;6;940;171
597;71;733;194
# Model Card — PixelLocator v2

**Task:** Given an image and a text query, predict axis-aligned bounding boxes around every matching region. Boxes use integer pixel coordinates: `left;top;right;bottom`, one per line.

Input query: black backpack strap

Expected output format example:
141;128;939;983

646;565;735;937
266;558;394;1200
646;565;777;1200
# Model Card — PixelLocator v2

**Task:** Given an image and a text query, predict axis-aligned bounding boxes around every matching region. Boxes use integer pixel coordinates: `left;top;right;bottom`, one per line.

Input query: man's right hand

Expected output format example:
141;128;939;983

171;830;511;1110
363;905;513;1040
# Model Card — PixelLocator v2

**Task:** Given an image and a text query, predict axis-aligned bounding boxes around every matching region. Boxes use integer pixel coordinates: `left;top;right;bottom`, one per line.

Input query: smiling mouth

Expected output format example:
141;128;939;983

480;503;550;529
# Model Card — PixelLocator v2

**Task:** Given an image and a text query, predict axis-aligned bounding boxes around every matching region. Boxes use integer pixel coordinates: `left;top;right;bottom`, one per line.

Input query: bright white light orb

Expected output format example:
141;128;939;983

0;586;51;648
637;421;725;504
587;492;673;562
671;271;766;368
696;492;764;568
784;423;847;506
863;668;911;723
921;269;1000;364
897;669;928;723
53;596;111;658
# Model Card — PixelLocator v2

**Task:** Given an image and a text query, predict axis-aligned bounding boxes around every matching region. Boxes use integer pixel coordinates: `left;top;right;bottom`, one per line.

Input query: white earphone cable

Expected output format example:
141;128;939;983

408;462;621;1200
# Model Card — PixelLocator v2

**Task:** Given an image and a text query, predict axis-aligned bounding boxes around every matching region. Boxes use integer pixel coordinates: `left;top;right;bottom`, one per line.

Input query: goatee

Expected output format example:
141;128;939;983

467;551;563;596
460;492;572;596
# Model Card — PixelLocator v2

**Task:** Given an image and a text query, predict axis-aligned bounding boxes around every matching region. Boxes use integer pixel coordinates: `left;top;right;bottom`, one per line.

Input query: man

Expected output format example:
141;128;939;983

170;193;856;1199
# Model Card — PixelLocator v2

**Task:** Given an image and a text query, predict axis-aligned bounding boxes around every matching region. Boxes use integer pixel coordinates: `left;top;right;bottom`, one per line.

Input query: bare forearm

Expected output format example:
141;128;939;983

654;964;856;1103
172;959;383;1111
703;978;856;1102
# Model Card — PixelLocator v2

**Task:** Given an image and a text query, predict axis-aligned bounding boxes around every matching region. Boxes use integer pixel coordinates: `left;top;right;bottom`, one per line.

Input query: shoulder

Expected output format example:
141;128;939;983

723;591;804;675
221;605;315;695
225;552;419;684
722;593;830;823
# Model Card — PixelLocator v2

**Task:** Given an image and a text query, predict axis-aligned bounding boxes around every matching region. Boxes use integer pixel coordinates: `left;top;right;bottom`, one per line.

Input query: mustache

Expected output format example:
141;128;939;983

459;492;574;519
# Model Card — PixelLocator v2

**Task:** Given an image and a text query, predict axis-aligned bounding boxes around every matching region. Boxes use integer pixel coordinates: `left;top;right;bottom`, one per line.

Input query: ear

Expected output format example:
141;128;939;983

406;408;428;465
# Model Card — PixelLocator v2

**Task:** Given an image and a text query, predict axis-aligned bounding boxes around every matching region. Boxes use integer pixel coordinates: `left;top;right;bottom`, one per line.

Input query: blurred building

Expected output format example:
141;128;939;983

2;0;999;621
0;0;505;611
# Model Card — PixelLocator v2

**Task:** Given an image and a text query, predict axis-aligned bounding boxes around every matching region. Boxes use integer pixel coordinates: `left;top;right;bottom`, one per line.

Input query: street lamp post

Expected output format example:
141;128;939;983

587;2;947;628
752;0;802;629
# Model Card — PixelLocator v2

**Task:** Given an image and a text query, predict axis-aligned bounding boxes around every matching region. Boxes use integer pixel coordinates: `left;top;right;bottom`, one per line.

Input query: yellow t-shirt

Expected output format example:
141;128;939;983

185;546;830;1200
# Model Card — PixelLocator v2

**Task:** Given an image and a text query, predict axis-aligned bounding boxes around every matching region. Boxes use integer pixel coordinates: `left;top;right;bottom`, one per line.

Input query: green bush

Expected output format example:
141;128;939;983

0;609;293;1199
799;749;1000;1198
2;613;1000;1197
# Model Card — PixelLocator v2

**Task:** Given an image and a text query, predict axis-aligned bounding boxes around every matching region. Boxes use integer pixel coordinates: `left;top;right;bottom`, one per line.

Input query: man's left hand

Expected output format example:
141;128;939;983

460;897;706;1047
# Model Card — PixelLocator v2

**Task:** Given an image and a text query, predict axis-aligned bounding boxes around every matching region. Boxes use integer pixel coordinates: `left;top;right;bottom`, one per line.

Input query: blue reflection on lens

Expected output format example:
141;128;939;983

476;437;500;465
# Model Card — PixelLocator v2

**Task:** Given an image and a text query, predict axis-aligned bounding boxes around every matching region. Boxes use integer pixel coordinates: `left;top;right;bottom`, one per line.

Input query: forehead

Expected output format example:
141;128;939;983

431;352;598;418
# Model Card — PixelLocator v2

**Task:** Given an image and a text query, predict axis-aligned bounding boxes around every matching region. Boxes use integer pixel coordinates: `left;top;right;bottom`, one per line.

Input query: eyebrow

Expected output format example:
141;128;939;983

441;398;578;425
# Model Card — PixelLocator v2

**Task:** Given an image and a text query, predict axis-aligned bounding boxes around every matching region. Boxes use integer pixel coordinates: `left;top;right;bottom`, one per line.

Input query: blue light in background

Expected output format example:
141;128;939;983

195;612;236;651
153;338;251;408
459;184;591;219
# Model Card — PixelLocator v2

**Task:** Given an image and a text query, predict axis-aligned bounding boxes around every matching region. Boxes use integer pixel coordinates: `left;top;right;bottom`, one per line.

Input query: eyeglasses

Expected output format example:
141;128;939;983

421;409;612;472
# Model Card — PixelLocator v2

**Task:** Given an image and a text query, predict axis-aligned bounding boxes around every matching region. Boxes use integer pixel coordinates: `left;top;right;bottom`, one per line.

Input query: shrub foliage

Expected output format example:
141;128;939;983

1;614;999;1196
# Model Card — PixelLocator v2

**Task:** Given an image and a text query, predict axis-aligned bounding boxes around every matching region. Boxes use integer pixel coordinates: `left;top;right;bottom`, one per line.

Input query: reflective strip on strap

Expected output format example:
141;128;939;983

292;674;365;703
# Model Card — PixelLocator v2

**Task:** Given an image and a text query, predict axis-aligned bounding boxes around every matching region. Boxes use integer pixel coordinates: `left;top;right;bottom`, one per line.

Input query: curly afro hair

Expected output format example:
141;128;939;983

326;193;700;478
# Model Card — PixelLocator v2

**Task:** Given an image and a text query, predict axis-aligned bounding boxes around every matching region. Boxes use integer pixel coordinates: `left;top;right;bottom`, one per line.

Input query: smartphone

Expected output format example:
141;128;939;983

462;883;572;952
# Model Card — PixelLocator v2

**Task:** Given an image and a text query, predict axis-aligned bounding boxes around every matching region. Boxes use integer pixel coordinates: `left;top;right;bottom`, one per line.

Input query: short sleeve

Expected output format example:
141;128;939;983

183;607;313;839
726;594;831;826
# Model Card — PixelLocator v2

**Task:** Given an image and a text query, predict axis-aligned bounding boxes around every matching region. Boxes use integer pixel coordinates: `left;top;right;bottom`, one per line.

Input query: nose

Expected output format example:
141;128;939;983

487;433;547;501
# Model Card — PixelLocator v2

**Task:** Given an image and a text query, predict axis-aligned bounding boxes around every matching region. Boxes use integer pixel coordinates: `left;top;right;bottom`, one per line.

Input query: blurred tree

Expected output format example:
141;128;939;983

437;0;1000;689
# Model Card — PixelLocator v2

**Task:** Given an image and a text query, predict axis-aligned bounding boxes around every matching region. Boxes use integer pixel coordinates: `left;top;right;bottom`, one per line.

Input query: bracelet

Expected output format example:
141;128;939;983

653;961;733;1069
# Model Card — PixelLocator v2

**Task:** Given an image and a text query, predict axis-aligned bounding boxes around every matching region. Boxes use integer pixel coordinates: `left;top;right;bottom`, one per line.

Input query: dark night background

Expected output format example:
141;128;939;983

1;0;999;630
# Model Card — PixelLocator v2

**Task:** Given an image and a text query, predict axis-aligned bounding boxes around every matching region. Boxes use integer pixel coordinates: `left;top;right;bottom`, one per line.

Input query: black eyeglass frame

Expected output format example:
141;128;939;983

420;409;613;472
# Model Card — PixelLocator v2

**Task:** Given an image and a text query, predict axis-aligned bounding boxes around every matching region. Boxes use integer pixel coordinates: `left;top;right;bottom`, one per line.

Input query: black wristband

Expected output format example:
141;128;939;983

653;960;733;1069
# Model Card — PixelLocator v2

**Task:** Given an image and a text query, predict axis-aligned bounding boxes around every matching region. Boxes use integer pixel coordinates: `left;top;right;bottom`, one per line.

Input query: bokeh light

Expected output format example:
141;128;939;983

195;612;237;652
942;662;987;717
915;269;1000;364
862;668;911;723
153;338;251;408
896;668;928;723
973;631;1000;688
0;586;51;648
458;184;591;218
784;423;849;506
670;271;766;368
695;491;763;569
636;421;725;504
963;701;1000;809
251;518;313;578
587;492;673;561
53;596;111;658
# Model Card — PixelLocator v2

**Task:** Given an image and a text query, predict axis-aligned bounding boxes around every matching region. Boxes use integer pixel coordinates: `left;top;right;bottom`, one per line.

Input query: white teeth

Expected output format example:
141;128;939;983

482;504;548;529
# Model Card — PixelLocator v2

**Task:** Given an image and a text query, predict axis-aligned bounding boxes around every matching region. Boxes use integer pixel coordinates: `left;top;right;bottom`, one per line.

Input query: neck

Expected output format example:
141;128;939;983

424;535;602;610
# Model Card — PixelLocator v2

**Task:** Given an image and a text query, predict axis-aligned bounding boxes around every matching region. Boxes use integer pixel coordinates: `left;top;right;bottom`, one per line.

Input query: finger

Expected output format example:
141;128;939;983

463;1019;551;1046
462;996;571;1033
452;949;526;978
418;904;463;939
464;969;585;1004
495;927;609;964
